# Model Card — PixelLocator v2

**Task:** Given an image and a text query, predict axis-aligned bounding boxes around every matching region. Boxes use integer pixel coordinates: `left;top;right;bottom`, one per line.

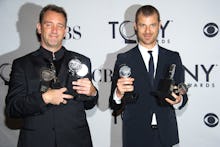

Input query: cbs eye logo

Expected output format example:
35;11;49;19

203;23;219;37
203;113;219;127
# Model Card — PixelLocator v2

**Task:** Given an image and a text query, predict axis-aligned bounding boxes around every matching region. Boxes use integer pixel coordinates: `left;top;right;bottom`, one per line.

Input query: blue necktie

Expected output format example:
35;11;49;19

148;51;154;84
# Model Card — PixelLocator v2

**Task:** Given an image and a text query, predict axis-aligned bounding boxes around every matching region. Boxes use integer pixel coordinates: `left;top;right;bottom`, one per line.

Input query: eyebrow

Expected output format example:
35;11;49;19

43;21;65;26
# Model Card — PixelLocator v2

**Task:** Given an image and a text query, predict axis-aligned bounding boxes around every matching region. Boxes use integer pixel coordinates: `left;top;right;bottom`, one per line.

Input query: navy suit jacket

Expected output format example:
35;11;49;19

109;45;188;147
5;47;98;147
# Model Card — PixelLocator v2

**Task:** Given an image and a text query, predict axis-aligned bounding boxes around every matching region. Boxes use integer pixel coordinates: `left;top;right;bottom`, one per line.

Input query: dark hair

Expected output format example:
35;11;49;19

39;4;67;26
135;5;160;23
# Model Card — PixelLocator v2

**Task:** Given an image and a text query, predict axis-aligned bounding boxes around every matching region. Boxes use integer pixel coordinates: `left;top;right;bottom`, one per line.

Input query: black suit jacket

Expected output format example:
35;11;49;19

109;45;188;147
5;47;98;147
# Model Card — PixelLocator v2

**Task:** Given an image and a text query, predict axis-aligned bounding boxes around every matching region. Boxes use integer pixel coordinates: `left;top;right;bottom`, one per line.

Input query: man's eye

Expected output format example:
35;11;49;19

45;23;52;27
57;24;65;29
150;24;157;28
139;24;145;27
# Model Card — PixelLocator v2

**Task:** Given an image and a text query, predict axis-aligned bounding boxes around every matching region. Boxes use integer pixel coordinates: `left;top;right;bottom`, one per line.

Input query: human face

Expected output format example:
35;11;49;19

134;13;160;49
37;10;66;52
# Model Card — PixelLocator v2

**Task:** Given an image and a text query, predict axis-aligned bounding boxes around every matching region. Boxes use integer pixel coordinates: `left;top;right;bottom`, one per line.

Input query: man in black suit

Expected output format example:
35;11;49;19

109;5;188;147
5;4;98;147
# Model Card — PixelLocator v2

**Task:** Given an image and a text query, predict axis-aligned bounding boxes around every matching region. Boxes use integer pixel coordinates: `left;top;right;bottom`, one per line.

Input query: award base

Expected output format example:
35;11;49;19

152;78;176;102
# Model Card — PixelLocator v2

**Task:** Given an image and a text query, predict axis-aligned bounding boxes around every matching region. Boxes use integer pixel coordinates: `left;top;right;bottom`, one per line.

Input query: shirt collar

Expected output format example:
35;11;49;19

39;46;65;61
138;43;159;56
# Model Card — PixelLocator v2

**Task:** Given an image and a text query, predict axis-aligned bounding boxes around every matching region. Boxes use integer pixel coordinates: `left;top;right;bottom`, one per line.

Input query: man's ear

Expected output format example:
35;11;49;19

64;26;68;36
36;23;41;42
134;23;138;35
36;23;41;34
159;21;161;29
134;23;137;31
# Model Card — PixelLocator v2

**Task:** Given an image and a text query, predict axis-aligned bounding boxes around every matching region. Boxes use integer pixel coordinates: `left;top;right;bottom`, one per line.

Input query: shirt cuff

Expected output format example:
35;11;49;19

173;95;183;109
113;89;122;104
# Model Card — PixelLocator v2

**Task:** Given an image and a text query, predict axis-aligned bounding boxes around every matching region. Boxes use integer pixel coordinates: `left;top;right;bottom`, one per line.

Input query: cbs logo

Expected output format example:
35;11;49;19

203;113;219;127
203;23;219;37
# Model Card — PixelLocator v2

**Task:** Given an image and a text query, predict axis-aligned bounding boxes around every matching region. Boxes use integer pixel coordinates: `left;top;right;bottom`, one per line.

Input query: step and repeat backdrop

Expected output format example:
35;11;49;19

0;0;219;147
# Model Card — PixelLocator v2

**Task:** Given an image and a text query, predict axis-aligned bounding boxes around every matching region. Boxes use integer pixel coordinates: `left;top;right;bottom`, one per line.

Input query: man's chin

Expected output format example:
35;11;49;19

49;42;61;47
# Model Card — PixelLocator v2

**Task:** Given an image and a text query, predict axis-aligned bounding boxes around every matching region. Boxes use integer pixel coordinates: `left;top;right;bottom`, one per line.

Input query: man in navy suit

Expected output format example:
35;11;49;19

5;4;98;147
109;5;188;147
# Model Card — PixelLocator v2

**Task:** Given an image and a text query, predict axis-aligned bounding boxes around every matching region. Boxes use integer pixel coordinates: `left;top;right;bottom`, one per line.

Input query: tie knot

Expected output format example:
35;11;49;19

148;51;153;55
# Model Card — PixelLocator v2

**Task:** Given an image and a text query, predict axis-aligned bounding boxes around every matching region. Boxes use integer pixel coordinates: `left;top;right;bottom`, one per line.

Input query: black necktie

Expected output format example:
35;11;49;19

148;51;154;84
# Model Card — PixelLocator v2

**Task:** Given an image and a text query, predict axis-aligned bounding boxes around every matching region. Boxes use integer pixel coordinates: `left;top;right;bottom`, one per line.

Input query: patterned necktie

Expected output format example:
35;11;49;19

148;51;154;84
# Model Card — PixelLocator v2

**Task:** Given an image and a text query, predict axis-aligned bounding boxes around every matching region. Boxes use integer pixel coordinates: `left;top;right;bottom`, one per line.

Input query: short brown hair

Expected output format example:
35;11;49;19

39;4;67;26
135;5;160;23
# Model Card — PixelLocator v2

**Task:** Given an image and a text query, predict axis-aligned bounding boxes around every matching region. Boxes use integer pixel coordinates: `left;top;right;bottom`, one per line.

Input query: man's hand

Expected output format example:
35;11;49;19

72;78;97;96
42;87;73;105
116;77;134;99
165;92;182;105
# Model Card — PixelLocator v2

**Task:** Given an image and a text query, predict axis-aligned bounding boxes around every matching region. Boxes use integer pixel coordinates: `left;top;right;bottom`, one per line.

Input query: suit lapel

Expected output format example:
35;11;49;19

130;46;153;87
57;50;71;87
155;47;166;85
132;46;148;75
31;49;48;78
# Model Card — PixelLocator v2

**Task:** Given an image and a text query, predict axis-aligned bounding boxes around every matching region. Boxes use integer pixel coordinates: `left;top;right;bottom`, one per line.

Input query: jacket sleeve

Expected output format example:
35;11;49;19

173;52;188;109
82;58;98;110
109;54;124;111
5;59;47;118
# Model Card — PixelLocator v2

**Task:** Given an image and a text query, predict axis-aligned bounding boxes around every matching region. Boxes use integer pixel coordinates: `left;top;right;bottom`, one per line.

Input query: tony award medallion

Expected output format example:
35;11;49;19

119;64;138;103
40;68;56;92
68;58;89;101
